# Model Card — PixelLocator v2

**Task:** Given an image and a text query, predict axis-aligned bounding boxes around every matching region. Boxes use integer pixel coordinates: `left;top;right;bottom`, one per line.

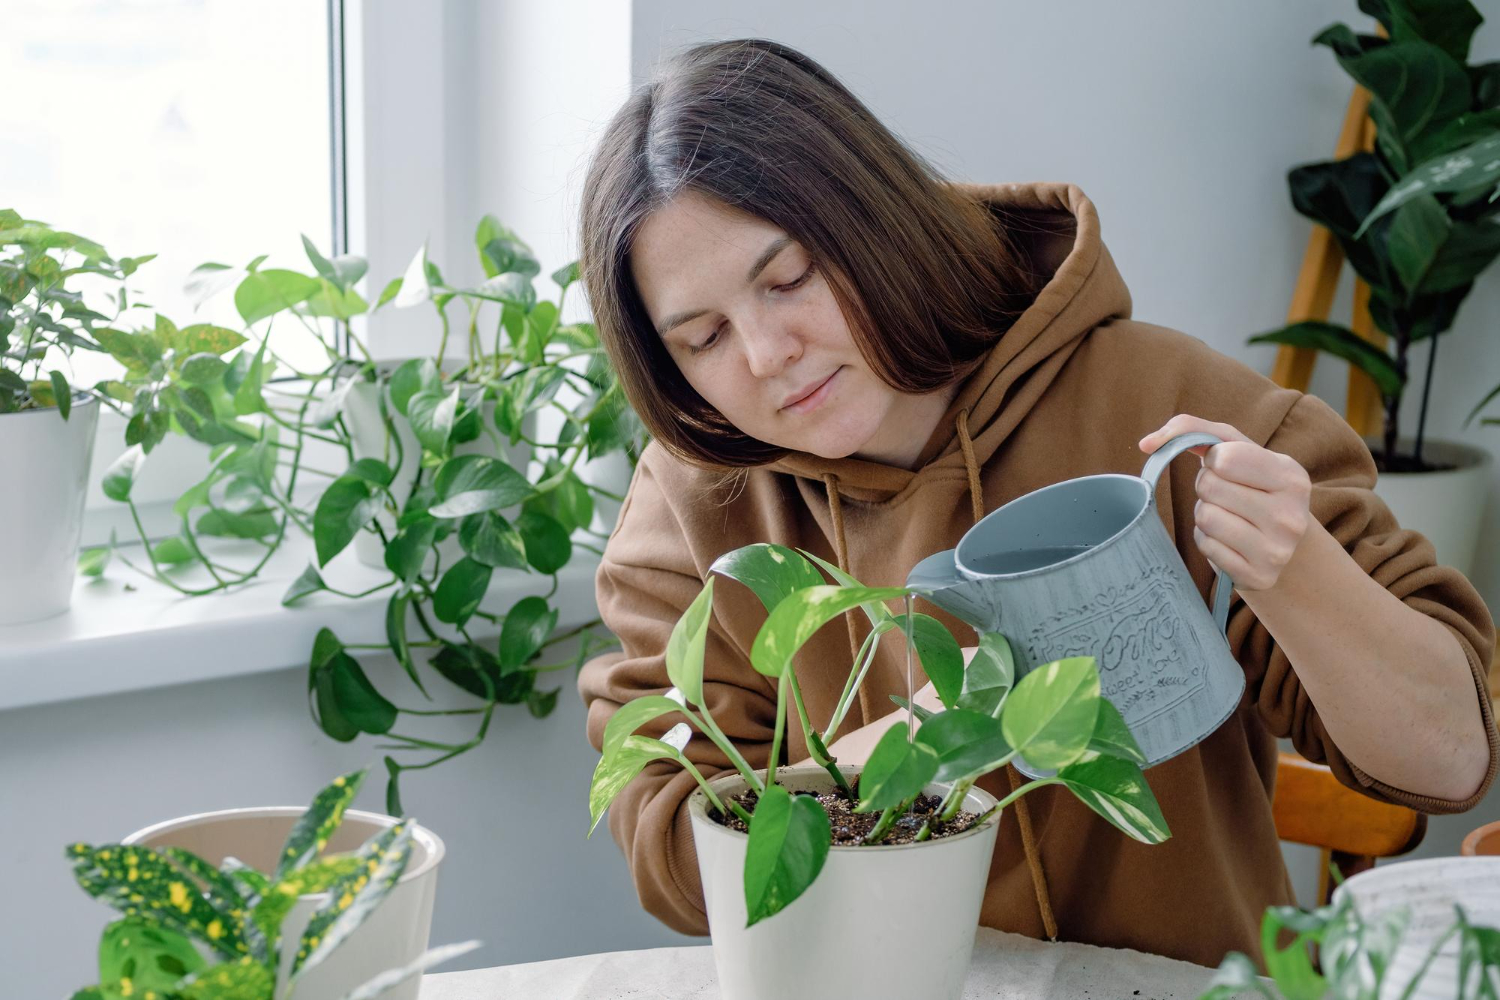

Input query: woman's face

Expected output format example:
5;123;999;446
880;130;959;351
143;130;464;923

630;191;924;463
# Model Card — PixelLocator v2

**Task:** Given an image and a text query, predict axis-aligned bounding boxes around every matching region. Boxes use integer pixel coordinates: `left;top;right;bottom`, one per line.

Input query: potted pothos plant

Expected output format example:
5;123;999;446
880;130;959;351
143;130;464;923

66;767;473;1000
0;211;154;625
588;543;1170;1000
1248;0;1500;574
77;219;642;811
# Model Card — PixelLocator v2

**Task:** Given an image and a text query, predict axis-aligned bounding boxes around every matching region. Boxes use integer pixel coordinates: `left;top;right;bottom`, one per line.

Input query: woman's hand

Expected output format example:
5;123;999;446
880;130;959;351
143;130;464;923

1138;414;1312;593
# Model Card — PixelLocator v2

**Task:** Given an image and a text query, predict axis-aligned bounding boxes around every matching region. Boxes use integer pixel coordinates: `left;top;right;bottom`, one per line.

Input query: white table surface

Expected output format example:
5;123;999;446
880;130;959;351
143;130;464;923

419;926;1240;999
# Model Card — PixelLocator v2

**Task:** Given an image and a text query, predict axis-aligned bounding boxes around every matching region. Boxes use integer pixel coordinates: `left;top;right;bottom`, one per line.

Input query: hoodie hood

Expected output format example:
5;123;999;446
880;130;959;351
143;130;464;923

765;181;1133;504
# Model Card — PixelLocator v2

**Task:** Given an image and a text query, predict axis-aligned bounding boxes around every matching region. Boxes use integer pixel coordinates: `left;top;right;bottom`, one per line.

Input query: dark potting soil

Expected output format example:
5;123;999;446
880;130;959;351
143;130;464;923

708;776;982;846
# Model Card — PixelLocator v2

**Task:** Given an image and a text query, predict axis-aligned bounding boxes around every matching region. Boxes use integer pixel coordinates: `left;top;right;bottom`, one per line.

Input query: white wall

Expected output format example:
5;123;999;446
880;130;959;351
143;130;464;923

627;0;1500;898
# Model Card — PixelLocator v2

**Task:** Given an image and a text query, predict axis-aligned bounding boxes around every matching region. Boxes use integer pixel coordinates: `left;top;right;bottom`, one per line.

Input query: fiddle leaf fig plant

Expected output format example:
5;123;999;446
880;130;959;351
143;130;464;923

1247;0;1500;471
78;217;642;810
65;767;478;1000
588;542;1170;927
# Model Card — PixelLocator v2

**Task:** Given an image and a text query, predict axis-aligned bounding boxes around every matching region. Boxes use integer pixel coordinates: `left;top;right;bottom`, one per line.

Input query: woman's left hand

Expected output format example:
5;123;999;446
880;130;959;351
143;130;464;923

1138;414;1313;593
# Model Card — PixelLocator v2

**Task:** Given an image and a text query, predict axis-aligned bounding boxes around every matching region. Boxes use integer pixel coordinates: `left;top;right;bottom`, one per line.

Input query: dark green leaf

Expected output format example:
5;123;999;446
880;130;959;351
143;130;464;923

430;454;531;517
528;686;560;718
1088;698;1146;766
458;510;529;569
49;369;70;418
743;784;832;926
388;358;439;417
916;708;1013;783
906;612;963;710
282;562;327;605
313;476;382;566
433;556;492;626
957;631;1017;716
855;724;939;812
1249;321;1402;398
385;516;437;582
386;590;428;697
499;595;557;673
516;507;571;573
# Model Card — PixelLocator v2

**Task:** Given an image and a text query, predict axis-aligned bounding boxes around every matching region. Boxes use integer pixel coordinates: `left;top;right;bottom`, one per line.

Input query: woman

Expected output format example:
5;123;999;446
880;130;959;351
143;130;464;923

575;37;1496;966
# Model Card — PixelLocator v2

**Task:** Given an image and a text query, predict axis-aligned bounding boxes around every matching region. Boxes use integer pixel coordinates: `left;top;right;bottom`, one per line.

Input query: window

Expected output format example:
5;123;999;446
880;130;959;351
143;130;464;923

5;0;341;386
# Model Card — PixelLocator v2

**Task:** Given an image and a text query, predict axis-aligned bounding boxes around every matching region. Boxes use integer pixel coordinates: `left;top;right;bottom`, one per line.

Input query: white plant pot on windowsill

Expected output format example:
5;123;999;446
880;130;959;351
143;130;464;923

688;765;1002;1000
0;393;99;626
1367;436;1493;578
123;806;445;1000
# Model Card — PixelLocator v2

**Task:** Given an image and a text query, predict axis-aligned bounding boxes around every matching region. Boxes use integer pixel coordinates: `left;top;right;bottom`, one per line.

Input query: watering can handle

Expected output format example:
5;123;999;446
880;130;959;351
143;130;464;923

1142;431;1235;634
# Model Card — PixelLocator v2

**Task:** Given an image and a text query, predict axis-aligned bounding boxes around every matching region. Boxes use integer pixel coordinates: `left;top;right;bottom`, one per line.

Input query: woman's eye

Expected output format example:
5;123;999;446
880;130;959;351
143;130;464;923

689;328;721;355
775;265;814;293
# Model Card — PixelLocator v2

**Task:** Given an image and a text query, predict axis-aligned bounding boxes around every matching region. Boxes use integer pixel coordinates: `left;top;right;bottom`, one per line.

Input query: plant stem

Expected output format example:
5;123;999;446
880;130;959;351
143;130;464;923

767;674;789;788
690;705;765;794
1415;331;1437;468
863;793;918;845
786;670;852;798
825;621;889;737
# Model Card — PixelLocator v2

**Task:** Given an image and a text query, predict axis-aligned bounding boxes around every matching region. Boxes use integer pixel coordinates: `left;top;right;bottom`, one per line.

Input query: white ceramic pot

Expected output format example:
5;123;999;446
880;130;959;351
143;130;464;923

1333;856;1500;999
0;393;99;625
341;371;531;571
1368;436;1492;579
124;806;445;1000
688;766;1001;1000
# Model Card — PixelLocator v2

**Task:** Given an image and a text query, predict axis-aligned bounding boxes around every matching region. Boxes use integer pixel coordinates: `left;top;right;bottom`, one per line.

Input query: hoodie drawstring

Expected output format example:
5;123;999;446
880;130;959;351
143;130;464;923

821;408;1059;943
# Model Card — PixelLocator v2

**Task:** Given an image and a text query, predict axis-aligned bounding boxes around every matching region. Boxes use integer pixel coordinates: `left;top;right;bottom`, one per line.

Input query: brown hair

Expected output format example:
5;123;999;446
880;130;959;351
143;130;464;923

578;37;1041;469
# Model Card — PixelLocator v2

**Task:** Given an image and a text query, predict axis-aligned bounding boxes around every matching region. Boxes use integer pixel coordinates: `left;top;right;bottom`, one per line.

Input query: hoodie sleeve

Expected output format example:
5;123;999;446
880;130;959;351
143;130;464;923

577;451;780;935
1224;391;1498;814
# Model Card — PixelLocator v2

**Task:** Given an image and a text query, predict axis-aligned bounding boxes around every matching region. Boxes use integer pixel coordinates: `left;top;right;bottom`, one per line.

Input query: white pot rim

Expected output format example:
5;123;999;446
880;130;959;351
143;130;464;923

1363;435;1494;473
121;806;446;893
1333;854;1500;902
688;765;1003;852
0;390;98;421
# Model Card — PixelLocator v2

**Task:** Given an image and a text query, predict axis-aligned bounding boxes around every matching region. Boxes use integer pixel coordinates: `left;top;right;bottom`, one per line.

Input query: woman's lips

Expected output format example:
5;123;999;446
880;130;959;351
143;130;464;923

781;367;841;415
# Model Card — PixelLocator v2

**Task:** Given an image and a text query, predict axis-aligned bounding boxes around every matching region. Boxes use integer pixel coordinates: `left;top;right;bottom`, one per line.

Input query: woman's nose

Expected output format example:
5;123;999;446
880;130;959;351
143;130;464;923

742;323;802;380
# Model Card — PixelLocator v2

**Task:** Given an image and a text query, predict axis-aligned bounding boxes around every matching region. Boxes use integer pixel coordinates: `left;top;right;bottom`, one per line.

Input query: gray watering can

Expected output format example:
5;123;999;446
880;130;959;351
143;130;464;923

906;432;1245;773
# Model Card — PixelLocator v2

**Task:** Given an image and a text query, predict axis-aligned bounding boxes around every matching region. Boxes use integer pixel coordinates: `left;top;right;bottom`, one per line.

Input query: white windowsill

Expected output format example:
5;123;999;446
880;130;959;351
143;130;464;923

0;533;601;714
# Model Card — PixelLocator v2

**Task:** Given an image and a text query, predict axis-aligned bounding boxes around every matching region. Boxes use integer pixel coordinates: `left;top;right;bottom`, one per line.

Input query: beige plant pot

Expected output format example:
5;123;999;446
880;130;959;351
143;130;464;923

688;766;1001;1000
124;806;444;1000
1367;437;1492;578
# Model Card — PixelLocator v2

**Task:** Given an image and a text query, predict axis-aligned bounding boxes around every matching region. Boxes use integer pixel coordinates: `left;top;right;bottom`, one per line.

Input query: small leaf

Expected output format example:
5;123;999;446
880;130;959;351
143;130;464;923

588;734;683;836
433;556;492;626
1001;656;1100;770
102;446;145;502
601;694;691;758
388;358;439;417
855;724;939;812
78;540;113;577
743;784;832;926
179;352;229;385
234;268;319;325
458;511;528;569
49;369;70;418
289;821;416;982
385;516;438;582
516;507;571;574
386;591;428;697
313;475;382;566
232;341;270;416
1087;698;1146;766
528;686;560;718
907;612;963;709
499;595;556;673
666;579;715;705
1249;321;1402;398
282;562;327;606
958;631;1017;716
407;386;460;454
174;322;247;356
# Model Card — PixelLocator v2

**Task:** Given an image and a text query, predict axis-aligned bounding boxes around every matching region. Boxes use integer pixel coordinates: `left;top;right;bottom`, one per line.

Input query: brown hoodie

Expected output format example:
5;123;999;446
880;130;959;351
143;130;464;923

578;181;1498;967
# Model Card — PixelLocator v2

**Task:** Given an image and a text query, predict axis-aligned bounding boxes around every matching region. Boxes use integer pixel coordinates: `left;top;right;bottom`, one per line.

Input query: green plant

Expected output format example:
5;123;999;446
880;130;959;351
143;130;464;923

587;542;1170;928
1248;0;1500;471
65;768;477;1000
76;219;643;809
0;210;155;415
1200;890;1500;1000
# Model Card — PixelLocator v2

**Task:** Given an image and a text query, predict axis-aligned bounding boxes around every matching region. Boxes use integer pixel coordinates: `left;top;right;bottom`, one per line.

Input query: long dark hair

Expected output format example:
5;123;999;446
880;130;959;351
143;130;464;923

579;37;1040;469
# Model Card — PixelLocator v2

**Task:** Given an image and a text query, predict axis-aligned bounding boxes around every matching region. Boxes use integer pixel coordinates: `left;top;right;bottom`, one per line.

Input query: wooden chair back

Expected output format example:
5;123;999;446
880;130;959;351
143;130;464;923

1272;751;1427;905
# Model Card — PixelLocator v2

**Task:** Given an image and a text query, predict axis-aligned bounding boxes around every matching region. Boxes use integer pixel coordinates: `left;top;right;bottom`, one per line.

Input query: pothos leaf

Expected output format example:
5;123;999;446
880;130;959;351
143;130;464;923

743;784;832;927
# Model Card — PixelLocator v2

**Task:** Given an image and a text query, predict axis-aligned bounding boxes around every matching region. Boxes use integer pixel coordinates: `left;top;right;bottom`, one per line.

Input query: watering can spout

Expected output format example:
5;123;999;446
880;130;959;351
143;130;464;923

905;549;1004;634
